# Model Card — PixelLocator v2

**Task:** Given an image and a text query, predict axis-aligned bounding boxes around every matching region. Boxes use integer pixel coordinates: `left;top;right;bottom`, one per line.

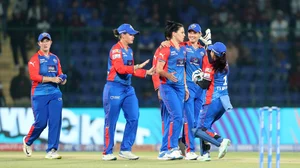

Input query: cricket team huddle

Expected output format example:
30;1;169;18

22;20;233;161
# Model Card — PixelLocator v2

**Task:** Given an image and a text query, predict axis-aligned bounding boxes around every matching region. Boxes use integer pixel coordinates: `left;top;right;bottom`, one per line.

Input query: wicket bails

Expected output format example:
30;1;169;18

259;106;280;168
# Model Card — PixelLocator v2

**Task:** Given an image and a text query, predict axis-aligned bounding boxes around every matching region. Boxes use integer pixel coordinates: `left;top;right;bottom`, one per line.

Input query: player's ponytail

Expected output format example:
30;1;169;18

212;53;227;73
113;29;120;38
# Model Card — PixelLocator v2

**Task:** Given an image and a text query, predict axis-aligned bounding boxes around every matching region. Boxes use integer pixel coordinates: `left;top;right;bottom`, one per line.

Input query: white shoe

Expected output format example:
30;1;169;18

197;153;211;161
165;148;183;160
45;149;62;159
157;151;174;160
185;152;198;160
218;139;231;159
23;136;32;157
102;154;117;161
119;151;139;160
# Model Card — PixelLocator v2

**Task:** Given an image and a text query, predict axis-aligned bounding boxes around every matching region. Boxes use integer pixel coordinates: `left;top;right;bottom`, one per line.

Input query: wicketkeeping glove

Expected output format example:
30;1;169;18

199;29;212;46
58;74;67;82
192;69;204;83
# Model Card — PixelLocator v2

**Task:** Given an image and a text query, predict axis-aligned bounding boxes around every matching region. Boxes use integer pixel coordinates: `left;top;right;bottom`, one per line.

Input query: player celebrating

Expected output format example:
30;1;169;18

23;32;67;159
156;20;189;160
102;23;154;161
192;41;232;161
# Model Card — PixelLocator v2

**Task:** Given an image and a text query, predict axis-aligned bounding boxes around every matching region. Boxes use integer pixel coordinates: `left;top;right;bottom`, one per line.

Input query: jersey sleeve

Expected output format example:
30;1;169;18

157;47;170;62
28;54;43;82
152;48;161;90
56;56;63;76
133;69;147;78
202;55;214;81
110;48;134;74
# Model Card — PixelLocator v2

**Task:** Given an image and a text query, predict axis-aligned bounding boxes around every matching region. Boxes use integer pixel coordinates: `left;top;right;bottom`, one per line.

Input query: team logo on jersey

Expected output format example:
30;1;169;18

53;58;57;63
176;59;185;66
47;65;57;72
58;98;62;101
127;60;133;65
190;57;200;65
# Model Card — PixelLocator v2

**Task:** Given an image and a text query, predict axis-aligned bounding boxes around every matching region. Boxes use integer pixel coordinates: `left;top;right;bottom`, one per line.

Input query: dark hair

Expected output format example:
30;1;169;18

164;20;183;40
212;53;227;73
113;29;120;38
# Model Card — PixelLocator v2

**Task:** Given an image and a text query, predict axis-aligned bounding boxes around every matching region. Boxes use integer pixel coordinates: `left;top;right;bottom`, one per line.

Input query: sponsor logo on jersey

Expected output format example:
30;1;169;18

205;68;212;72
186;48;193;53
171;51;177;56
110;96;120;100
112;49;120;54
200;52;205;56
47;65;57;72
53;58;57;63
29;61;35;67
112;54;121;59
190;57;200;65
40;58;47;64
176;59;185;66
58;98;62;101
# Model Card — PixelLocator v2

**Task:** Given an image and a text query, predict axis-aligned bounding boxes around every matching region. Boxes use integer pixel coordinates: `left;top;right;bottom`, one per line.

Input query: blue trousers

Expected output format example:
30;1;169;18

25;92;63;153
183;82;203;152
103;82;139;154
159;84;184;150
198;98;226;139
159;99;169;152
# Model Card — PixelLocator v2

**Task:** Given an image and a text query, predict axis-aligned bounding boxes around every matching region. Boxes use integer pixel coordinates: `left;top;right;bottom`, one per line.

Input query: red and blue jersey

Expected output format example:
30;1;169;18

184;41;206;82
152;47;161;90
158;41;186;86
107;42;146;85
202;55;229;105
28;50;63;96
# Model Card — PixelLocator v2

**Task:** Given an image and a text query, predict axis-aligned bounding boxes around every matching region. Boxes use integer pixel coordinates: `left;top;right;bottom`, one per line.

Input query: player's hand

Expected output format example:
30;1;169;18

160;40;171;48
135;59;150;70
146;66;155;75
167;72;178;82
52;77;63;84
184;86;189;101
192;69;204;83
58;74;67;82
199;29;212;46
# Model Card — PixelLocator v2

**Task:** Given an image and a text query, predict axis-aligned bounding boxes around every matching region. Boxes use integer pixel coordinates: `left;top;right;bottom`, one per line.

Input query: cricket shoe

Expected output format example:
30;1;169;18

102;154;117;161
157;151;174;160
23;136;32;157
45;149;62;159
218;139;231;159
165;148;183;160
185;152;198;160
197;153;211;161
119;151;139;160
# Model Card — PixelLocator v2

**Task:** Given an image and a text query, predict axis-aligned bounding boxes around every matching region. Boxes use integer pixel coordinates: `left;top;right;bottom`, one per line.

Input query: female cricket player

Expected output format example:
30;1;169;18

159;23;210;160
23;32;67;159
102;23;154;161
192;41;232;161
156;20;189;160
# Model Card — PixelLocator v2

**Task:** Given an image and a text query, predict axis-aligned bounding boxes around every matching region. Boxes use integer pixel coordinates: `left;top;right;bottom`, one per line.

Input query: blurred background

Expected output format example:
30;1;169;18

0;0;299;108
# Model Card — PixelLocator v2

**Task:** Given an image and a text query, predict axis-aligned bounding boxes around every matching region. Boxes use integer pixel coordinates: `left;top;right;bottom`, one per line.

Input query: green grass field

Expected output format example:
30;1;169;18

0;151;299;168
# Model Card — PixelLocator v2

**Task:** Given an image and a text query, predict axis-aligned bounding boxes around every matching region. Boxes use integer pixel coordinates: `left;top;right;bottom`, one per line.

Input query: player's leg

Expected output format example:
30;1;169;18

102;83;123;160
46;92;63;159
160;84;184;160
119;86;139;160
23;95;49;157
183;86;198;160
